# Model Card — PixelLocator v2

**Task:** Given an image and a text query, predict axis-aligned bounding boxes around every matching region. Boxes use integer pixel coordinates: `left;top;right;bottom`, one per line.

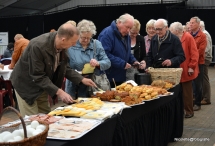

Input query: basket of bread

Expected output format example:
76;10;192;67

0;106;49;146
148;67;183;85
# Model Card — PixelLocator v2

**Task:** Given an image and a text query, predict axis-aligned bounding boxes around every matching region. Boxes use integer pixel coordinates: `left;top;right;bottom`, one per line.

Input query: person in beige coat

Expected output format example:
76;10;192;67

200;21;212;105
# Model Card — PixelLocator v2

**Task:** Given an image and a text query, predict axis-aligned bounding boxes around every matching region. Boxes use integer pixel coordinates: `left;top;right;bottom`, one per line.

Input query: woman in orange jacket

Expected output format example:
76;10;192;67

170;22;199;118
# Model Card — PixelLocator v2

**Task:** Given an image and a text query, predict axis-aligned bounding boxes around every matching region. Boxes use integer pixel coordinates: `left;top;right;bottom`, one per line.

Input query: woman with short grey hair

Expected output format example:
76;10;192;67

65;19;111;98
144;19;156;54
77;19;96;36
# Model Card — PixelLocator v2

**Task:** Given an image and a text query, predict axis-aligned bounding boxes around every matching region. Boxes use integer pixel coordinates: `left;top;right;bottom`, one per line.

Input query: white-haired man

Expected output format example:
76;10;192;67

170;22;199;118
147;18;185;68
200;20;212;105
98;13;142;87
189;16;207;111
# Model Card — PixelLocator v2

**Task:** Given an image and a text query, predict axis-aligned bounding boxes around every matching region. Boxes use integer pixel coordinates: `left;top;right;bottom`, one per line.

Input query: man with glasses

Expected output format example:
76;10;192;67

98;13;140;87
147;18;185;68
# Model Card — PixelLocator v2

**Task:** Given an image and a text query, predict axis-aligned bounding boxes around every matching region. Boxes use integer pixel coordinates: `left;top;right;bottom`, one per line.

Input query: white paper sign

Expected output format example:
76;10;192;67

0;32;8;45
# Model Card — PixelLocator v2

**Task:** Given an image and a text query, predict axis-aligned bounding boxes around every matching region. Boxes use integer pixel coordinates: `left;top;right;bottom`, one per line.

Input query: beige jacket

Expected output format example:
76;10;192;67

203;30;212;64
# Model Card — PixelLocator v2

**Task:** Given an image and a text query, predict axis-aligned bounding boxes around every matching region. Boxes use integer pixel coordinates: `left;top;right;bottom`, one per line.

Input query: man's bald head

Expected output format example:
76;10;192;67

57;23;79;40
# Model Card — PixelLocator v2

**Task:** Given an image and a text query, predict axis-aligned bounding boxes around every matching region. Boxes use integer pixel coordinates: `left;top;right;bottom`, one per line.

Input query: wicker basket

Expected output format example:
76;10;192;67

148;67;183;85
0;106;49;146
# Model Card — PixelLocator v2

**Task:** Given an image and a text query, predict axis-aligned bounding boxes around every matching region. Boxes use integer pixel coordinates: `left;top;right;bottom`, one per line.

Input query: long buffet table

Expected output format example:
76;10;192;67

45;84;183;146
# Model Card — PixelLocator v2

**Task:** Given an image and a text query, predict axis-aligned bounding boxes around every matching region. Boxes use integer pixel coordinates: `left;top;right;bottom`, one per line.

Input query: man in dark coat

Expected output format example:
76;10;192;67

10;23;96;116
147;19;185;68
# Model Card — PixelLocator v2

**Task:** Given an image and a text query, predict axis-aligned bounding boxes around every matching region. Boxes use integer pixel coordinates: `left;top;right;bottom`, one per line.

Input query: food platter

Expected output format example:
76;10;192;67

47;118;101;140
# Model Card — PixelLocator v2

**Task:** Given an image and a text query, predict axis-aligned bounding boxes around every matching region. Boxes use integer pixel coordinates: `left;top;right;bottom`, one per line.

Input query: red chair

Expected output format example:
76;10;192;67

48;95;58;107
0;90;9;113
48;78;65;107
0;78;14;107
0;77;15;113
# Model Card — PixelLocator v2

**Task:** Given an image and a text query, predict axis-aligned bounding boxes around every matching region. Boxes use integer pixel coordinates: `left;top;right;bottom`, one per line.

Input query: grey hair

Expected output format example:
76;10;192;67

170;22;183;33
146;19;156;32
191;16;201;23
182;25;185;29
200;21;205;31
116;13;134;24
155;19;168;27
186;21;190;25
77;19;97;35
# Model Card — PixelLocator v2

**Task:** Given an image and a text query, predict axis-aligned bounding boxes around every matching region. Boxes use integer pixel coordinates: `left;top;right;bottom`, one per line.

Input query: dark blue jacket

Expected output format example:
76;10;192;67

98;21;137;82
147;31;185;68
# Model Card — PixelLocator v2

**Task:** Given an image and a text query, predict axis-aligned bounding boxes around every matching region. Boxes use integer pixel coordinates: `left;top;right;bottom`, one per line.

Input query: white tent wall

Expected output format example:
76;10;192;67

0;46;6;56
187;0;215;7
0;32;8;56
45;0;215;14
45;0;184;14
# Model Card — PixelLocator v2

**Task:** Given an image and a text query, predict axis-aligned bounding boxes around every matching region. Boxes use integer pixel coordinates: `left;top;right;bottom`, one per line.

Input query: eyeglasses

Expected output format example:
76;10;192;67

80;36;92;41
155;26;166;31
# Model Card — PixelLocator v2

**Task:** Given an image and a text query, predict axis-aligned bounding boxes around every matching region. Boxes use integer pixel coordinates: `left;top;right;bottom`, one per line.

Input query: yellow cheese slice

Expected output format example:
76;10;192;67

82;63;95;74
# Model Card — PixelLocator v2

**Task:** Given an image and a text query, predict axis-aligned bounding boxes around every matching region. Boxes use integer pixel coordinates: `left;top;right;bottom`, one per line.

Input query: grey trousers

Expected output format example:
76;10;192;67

193;64;204;106
202;60;211;103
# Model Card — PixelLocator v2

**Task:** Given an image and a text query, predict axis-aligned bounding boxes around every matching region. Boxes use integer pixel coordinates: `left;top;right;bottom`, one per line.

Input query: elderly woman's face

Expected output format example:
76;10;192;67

146;25;156;38
79;32;92;46
129;28;139;39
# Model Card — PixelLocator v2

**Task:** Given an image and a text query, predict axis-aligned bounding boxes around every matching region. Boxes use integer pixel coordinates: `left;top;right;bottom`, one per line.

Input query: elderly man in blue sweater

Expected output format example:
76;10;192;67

98;13;145;87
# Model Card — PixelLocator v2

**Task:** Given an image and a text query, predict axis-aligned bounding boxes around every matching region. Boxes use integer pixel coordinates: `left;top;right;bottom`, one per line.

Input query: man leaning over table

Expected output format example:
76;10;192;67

98;13;145;88
10;23;96;117
8;34;29;69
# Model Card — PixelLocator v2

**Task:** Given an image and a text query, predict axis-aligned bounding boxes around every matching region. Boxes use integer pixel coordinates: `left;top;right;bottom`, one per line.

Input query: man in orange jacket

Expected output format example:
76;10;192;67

190;16;207;111
8;34;29;69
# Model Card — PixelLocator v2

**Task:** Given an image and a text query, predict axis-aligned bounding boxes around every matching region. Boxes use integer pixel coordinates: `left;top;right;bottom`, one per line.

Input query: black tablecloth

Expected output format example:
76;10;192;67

45;115;118;146
112;84;183;146
45;84;183;146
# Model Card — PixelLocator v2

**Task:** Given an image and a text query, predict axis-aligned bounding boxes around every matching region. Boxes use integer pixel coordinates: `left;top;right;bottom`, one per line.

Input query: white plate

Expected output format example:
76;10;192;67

159;92;174;97
47;118;101;140
130;101;145;107
142;96;160;101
